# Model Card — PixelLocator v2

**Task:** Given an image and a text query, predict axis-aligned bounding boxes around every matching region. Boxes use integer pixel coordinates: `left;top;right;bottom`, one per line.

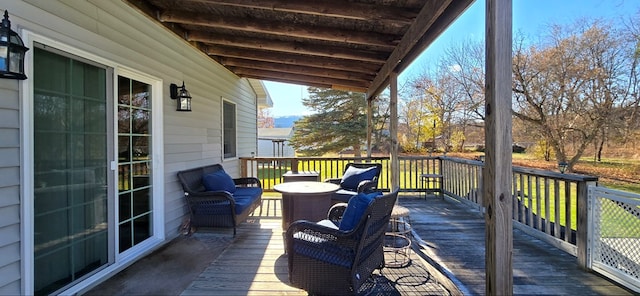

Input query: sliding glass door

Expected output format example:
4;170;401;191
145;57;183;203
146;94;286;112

31;41;159;295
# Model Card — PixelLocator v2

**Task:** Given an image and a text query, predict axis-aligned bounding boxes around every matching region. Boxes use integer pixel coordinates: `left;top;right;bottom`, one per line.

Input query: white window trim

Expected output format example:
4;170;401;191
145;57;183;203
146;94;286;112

222;98;238;160
20;31;165;296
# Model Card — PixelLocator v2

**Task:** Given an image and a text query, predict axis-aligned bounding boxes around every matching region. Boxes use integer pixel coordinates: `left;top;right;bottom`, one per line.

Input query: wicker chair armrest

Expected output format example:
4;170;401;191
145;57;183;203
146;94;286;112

233;177;262;187
328;203;348;224
285;220;360;263
323;178;341;185
356;180;377;193
285;220;354;241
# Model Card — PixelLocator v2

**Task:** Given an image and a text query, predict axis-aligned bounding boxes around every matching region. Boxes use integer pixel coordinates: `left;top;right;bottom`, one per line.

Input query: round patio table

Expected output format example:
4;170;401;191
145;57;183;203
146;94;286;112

274;181;340;230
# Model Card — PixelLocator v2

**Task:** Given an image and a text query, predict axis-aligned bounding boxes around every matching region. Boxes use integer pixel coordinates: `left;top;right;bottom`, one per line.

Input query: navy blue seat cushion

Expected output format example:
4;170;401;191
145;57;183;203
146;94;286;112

340;166;378;191
232;196;256;214
339;192;381;231
202;170;236;193
233;187;262;213
234;187;262;197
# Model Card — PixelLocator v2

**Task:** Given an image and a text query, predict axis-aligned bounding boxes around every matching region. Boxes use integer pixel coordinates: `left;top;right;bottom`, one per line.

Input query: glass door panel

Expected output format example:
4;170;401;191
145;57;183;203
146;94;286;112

33;46;109;295
117;76;153;252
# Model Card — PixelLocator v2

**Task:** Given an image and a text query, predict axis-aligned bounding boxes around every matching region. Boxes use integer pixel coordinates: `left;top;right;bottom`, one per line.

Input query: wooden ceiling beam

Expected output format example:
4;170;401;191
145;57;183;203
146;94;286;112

230;67;370;91
125;0;190;39
188;32;389;63
159;10;399;49
240;74;334;90
204;45;382;74
184;0;417;24
220;58;374;82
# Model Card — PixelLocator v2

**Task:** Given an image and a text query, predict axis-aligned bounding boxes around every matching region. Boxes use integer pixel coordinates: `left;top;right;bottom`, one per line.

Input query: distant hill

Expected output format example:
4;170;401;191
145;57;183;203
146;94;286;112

274;116;301;128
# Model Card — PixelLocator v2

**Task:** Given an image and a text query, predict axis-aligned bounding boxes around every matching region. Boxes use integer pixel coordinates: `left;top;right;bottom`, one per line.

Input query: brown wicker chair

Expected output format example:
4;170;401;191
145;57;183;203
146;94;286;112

285;189;398;295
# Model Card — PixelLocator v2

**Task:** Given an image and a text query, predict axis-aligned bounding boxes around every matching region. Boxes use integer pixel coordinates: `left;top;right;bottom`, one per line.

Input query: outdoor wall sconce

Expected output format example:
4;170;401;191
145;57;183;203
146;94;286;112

0;10;29;80
558;161;568;174
170;81;192;111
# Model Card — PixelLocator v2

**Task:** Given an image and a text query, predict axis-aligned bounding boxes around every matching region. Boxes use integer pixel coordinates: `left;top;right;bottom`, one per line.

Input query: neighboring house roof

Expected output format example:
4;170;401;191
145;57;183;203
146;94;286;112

247;78;273;108
258;127;294;140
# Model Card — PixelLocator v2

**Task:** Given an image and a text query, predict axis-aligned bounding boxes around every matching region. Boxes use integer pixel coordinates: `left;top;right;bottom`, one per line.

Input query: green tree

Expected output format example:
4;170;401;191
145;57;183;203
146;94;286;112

289;87;368;156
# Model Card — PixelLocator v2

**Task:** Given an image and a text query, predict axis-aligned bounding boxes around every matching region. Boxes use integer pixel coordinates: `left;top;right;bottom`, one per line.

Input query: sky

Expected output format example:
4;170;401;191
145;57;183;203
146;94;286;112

263;0;640;117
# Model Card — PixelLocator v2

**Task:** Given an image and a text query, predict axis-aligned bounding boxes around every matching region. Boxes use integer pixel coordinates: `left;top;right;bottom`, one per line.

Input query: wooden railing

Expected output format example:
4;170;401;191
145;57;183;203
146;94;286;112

439;156;598;268
240;155;598;268
240;156;440;192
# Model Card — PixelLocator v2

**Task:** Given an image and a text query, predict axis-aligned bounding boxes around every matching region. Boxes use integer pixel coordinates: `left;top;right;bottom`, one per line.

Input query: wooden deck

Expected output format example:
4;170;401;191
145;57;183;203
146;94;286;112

181;193;633;295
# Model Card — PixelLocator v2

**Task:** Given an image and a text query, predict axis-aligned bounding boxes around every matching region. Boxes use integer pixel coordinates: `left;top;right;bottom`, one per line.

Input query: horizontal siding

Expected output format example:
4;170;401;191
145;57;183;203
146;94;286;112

0;148;20;167
0;167;20;191
0;261;20;295
5;0;260;294
0;109;19;130
0;239;20;271
0;78;21;291
0;187;19;209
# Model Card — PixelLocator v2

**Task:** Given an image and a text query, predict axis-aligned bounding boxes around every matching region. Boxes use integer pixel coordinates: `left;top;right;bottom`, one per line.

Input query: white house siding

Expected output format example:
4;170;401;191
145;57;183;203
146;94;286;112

0;79;22;295
2;1;259;294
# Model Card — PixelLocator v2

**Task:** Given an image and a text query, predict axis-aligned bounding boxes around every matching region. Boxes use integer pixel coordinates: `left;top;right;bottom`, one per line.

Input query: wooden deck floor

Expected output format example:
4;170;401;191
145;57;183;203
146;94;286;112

403;194;634;295
181;193;633;295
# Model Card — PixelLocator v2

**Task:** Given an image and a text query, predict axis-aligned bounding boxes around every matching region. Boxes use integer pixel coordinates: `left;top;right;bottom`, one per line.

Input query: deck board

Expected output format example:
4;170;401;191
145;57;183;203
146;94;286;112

181;194;633;295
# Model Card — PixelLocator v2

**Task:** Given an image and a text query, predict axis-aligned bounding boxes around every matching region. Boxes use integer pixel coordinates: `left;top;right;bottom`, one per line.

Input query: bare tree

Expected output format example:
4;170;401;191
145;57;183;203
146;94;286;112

512;19;640;171
441;40;486;122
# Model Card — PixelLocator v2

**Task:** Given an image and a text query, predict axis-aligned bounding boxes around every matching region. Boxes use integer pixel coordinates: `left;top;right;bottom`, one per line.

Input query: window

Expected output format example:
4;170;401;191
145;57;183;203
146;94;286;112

223;100;236;158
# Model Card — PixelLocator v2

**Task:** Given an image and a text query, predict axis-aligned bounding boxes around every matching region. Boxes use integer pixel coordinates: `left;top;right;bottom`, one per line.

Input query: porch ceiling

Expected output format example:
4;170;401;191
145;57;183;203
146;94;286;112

124;0;474;99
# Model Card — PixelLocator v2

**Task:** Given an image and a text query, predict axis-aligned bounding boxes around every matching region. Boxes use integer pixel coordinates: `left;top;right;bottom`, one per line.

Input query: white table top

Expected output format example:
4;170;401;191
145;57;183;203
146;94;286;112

274;181;340;195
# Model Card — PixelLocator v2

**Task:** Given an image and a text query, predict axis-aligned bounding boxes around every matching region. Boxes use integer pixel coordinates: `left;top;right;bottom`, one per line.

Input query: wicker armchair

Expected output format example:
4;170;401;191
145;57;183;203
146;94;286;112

325;162;383;203
285;189;399;295
177;164;262;236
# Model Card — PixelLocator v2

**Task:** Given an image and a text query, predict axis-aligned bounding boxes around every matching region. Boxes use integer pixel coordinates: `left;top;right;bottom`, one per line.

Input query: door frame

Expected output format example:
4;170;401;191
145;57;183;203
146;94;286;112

20;31;165;295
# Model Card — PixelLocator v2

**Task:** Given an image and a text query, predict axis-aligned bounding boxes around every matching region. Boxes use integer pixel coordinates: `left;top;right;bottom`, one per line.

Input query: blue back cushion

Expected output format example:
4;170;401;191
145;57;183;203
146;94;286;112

340;166;378;191
202;170;236;193
338;192;381;231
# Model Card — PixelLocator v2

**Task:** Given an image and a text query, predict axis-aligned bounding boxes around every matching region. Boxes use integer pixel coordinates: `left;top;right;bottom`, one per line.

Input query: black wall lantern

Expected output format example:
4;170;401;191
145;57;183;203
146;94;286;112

170;81;192;111
0;11;29;80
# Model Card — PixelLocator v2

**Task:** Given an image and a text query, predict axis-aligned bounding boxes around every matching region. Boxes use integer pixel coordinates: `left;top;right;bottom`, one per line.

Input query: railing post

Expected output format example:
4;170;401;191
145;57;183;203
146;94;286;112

291;158;298;173
240;157;248;178
576;180;596;269
437;157;442;192
478;163;484;210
